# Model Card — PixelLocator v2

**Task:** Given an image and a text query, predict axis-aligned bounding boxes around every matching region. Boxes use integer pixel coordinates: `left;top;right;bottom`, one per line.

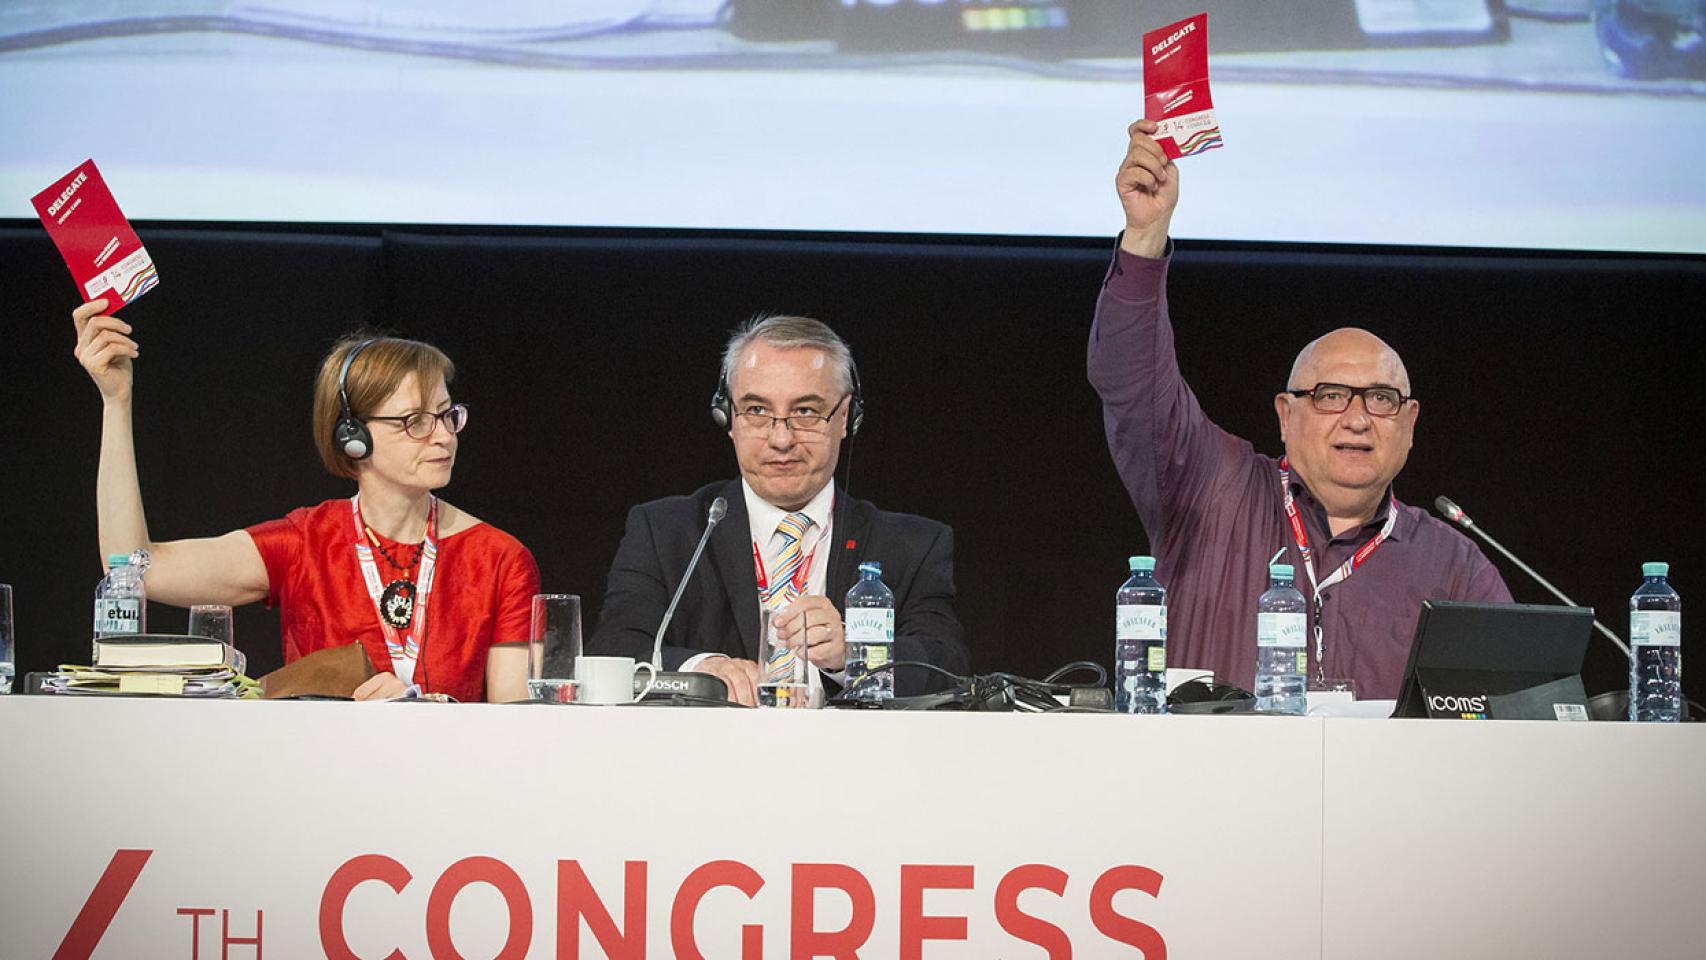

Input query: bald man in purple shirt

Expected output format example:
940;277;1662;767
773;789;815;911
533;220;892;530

1089;119;1511;700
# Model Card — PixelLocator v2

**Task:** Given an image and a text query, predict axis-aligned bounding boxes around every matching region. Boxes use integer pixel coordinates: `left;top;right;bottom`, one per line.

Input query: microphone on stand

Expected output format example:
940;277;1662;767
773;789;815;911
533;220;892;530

1434;496;1633;661
639;496;733;703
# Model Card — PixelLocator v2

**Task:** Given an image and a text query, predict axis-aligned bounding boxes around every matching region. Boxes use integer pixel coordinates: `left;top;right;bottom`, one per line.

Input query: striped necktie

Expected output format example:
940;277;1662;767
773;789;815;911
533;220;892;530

762;512;812;683
762;512;813;610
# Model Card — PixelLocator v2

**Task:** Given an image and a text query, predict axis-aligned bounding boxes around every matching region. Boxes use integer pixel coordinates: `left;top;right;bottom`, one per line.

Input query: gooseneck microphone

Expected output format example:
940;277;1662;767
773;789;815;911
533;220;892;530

640;496;732;704
653;496;727;667
1434;496;1633;661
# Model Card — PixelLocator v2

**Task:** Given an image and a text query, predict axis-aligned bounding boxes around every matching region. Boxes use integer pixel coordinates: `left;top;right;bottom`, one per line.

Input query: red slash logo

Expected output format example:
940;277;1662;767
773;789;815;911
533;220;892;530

54;849;152;960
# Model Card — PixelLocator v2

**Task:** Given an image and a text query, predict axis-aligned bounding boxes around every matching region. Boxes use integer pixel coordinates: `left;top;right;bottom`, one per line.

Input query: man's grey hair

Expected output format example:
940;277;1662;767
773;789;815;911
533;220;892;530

720;314;855;397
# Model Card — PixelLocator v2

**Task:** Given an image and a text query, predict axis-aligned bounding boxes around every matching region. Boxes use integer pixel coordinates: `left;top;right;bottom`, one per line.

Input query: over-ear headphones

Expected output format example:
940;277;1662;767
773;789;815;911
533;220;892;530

333;338;379;460
710;354;864;437
1166;679;1257;715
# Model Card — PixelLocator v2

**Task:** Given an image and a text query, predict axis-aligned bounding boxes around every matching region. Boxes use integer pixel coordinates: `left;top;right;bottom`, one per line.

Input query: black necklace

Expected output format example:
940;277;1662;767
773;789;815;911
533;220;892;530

367;528;424;571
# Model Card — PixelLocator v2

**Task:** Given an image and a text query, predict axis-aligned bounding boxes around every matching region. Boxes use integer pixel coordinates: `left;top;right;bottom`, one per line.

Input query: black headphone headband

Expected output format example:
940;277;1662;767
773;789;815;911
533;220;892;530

337;338;379;420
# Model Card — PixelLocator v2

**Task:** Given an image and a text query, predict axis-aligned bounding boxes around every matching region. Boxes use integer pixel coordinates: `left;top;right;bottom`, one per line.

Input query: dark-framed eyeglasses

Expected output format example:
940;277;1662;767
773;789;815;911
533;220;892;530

734;395;848;437
1284;383;1411;417
366;403;469;440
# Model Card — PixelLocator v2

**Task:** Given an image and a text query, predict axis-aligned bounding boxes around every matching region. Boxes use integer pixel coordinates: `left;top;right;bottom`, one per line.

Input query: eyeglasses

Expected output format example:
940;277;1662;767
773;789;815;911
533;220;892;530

1284;383;1411;417
366;403;469;439
734;395;848;437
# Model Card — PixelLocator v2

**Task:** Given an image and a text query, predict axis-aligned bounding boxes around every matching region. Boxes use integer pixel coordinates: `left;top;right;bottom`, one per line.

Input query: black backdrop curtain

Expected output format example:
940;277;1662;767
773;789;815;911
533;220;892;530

3;223;1701;704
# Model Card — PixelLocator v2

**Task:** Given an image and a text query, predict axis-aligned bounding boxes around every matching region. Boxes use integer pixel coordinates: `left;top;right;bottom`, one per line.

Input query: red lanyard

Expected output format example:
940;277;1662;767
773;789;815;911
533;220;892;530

350;495;438;685
1277;459;1397;679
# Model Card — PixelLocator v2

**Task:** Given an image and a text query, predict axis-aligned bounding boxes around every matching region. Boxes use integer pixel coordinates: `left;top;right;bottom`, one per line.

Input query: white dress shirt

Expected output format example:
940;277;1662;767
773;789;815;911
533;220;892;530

742;477;835;601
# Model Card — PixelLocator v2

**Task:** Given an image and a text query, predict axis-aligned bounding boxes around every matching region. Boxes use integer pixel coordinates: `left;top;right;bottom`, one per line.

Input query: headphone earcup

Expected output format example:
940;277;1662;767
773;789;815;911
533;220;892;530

710;385;731;431
336;416;373;460
335;338;379;462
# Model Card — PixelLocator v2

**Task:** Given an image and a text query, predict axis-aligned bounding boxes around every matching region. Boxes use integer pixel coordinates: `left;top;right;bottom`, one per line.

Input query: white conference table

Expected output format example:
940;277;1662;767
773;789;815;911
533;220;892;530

2;697;1702;959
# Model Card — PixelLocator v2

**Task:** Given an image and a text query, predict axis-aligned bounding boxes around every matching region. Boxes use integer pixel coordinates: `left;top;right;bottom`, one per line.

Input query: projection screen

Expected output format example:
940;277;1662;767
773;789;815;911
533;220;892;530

3;1;1703;253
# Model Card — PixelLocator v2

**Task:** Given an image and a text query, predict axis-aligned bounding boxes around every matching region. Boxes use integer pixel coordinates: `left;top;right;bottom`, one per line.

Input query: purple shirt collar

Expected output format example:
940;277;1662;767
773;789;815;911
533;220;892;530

1288;478;1409;547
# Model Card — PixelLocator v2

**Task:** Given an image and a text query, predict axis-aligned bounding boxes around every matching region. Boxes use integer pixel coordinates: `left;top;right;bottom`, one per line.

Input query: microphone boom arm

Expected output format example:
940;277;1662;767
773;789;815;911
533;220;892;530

1436;496;1633;662
652;497;728;670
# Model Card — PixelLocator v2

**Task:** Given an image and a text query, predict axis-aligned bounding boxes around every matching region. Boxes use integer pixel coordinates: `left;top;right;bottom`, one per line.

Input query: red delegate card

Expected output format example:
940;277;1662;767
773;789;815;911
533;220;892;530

31;159;159;310
1143;13;1223;160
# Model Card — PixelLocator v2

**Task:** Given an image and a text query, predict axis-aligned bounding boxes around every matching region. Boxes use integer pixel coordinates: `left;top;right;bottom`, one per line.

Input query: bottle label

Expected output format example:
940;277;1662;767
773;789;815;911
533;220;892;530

1257;612;1306;648
1117;604;1166;641
94;598;142;636
1147;645;1167;673
1631;611;1681;648
846;608;894;643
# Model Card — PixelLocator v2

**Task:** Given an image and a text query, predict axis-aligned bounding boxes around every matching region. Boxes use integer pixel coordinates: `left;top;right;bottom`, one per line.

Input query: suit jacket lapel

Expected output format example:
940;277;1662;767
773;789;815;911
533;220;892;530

709;479;762;660
828;490;873;605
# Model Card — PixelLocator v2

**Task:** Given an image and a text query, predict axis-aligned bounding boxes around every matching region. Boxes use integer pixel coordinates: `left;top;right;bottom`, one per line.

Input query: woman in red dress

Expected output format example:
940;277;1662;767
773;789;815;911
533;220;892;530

71;298;538;702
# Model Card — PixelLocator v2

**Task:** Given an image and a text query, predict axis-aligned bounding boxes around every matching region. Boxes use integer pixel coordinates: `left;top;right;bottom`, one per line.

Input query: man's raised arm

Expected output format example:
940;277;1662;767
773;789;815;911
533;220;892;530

1087;119;1248;545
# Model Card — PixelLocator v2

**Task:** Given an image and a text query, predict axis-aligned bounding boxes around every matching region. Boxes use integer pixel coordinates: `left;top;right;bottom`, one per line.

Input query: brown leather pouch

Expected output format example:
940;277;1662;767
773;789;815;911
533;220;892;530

259;642;376;699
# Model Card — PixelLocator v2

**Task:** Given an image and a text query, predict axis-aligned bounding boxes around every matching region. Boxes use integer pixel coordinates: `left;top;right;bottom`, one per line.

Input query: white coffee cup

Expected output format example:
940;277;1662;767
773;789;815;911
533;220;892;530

575;655;657;704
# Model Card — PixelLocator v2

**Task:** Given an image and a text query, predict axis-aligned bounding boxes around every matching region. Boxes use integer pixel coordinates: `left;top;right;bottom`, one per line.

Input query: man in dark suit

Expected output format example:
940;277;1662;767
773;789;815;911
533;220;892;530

589;315;967;705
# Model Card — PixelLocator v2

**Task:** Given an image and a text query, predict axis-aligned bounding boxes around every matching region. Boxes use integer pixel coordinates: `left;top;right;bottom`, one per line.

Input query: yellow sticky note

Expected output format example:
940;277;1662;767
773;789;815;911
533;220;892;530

119;673;186;696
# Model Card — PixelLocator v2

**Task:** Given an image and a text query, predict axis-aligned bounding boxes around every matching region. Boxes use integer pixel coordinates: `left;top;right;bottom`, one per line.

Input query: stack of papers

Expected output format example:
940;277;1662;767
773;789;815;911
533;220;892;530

43;635;259;699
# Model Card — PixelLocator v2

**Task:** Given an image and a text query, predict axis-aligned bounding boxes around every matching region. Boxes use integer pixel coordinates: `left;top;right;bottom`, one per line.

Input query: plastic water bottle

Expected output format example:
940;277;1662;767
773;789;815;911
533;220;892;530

844;561;895;702
93;553;148;653
1629;562;1682;723
1256;563;1307;715
1115;555;1167;714
0;583;14;695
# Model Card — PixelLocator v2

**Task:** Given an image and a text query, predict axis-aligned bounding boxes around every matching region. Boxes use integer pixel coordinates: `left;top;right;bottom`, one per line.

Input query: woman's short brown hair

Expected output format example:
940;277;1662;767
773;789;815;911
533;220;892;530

311;334;455;480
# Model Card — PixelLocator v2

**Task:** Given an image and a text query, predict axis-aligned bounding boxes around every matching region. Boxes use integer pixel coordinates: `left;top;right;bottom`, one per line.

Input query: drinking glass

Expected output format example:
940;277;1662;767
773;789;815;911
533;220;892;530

187;604;235;646
528;594;582;703
756;607;811;709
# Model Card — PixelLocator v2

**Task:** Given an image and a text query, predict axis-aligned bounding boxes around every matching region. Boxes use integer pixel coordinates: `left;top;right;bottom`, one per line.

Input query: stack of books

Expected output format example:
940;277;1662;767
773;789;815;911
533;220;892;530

47;634;259;698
